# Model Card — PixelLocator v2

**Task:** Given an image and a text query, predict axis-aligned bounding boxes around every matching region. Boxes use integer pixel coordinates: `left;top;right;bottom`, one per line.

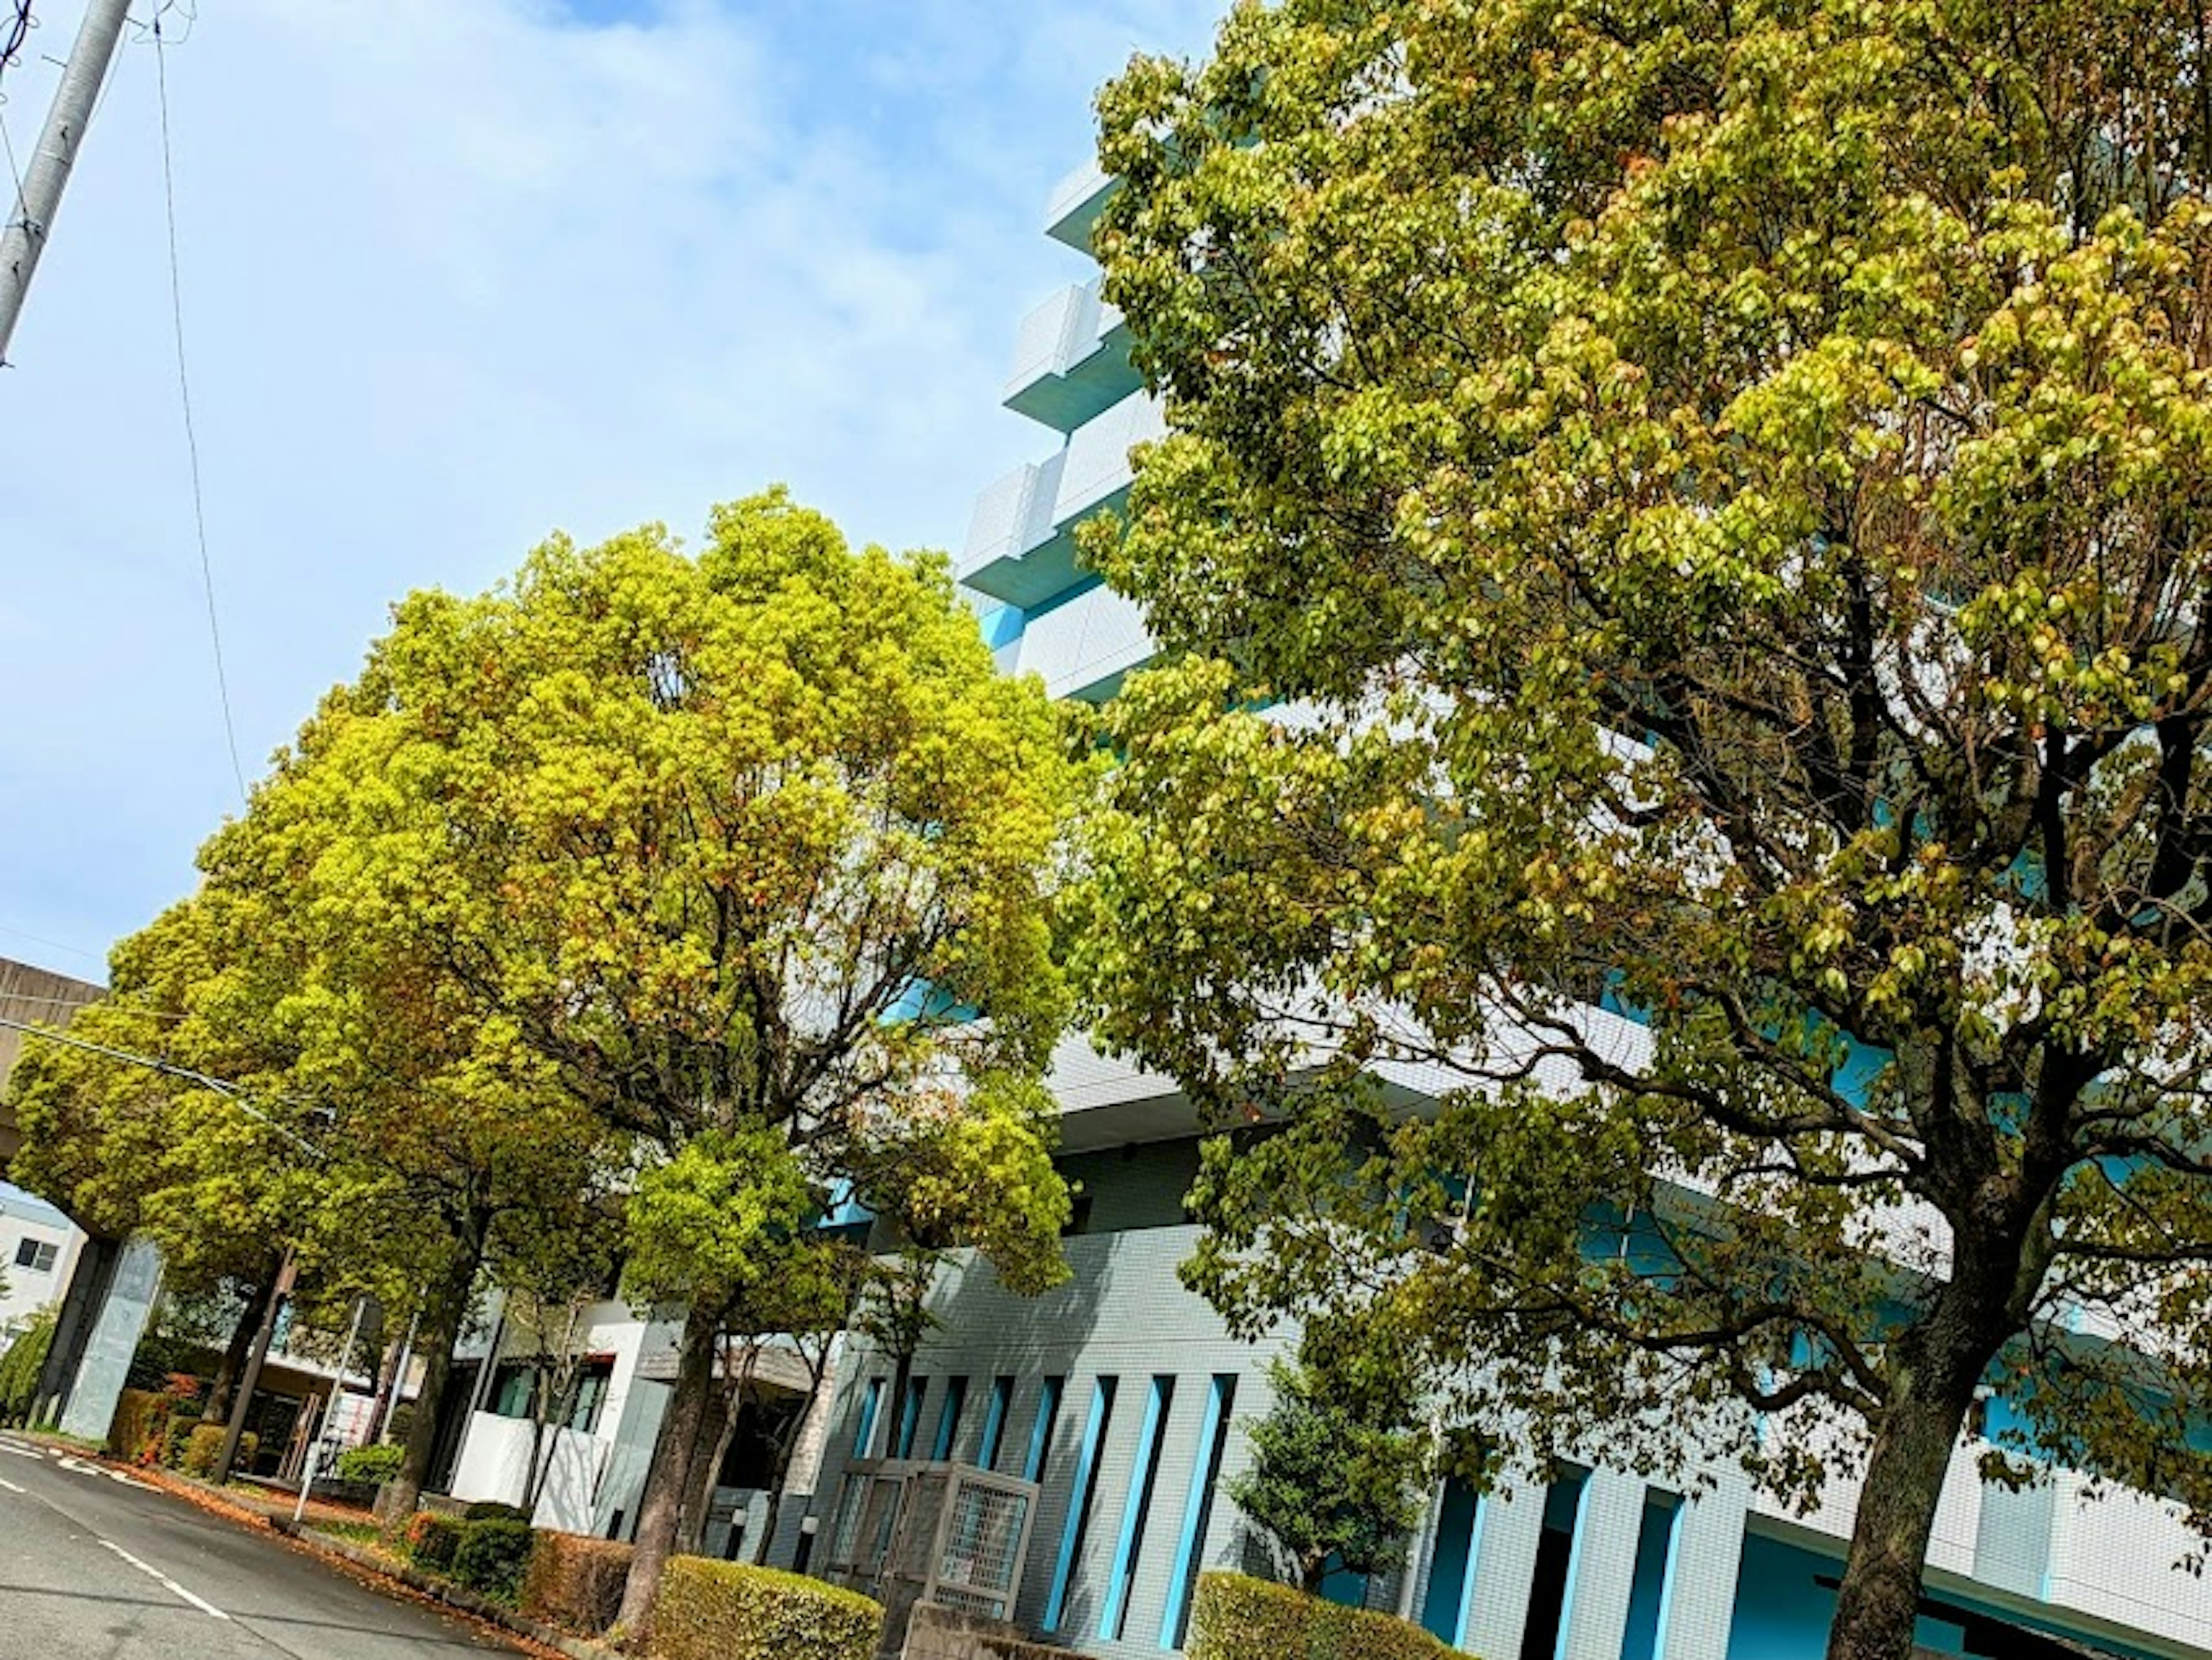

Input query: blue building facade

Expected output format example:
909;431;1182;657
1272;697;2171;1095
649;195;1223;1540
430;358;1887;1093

794;159;2212;1660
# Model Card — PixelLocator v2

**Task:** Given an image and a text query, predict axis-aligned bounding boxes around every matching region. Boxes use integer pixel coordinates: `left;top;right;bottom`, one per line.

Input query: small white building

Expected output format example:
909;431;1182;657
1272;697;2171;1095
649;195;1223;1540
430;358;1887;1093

0;1181;84;1350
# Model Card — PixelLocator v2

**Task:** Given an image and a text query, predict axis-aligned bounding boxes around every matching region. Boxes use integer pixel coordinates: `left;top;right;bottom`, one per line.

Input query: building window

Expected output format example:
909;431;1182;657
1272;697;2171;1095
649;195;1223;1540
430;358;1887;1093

1025;1375;1065;1484
1518;1466;1591;1660
487;1356;615;1434
852;1378;885;1460
978;1376;1016;1472
930;1376;968;1462
1042;1375;1118;1634
1160;1373;1237;1650
1100;1375;1175;1640
893;1376;928;1460
12;1238;56;1274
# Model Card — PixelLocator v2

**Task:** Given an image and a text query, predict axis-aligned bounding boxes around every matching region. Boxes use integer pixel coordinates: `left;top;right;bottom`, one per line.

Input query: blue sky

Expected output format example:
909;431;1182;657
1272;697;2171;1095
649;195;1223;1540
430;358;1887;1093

0;0;1223;980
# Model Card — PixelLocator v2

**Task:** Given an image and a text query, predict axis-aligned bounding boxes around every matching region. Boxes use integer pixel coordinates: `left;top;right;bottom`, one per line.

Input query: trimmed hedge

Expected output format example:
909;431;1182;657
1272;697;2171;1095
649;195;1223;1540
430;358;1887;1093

180;1423;257;1478
461;1499;531;1522
1188;1572;1470;1660
521;1530;633;1636
648;1556;882;1660
336;1443;404;1485
452;1518;536;1604
162;1413;203;1468
107;1388;172;1464
404;1511;470;1575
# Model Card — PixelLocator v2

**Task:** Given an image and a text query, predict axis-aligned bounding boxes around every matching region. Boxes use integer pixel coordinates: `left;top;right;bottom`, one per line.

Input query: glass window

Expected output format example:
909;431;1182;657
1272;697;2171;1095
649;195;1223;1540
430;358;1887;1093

12;1238;56;1273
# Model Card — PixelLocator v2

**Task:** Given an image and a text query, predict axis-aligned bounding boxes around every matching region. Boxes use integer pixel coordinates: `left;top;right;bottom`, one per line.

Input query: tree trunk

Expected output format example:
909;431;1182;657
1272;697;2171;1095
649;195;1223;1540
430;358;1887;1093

616;1301;718;1643
377;1258;473;1525
682;1382;737;1557
202;1276;273;1425
1825;1363;1980;1660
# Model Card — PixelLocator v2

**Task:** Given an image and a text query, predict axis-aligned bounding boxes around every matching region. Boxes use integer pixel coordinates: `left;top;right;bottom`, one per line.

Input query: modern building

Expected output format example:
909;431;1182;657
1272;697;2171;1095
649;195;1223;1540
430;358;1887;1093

782;157;2212;1660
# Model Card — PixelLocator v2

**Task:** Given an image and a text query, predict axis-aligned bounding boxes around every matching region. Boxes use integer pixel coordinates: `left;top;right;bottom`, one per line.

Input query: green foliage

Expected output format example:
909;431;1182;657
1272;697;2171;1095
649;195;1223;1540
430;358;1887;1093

180;1424;256;1479
336;1443;405;1485
646;1557;882;1660
0;1307;56;1426
460;1500;531;1522
1084;0;2212;1649
162;1413;203;1469
1224;1360;1428;1591
1187;1574;1467;1660
452;1518;536;1604
404;1511;469;1574
521;1532;634;1636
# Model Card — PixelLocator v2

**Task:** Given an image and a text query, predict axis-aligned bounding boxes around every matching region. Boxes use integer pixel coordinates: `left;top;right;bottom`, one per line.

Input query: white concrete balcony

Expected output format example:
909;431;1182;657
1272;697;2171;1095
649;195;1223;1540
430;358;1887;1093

959;450;1068;607
960;391;1165;608
1014;583;1154;702
1045;159;1116;252
1002;278;1141;433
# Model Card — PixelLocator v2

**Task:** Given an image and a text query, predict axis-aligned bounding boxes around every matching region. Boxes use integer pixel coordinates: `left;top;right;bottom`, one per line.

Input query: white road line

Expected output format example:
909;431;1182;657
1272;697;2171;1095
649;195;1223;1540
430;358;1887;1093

0;1476;22;1494
99;1539;229;1620
0;1443;39;1458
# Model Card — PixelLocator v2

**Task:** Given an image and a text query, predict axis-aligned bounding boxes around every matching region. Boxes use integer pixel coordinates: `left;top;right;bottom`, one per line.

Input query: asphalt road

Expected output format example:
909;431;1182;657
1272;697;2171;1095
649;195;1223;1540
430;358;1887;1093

0;1432;525;1659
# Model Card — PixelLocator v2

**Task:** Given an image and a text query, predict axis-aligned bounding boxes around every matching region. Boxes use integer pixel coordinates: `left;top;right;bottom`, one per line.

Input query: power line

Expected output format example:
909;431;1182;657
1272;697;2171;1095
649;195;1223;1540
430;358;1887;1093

151;9;246;802
0;1014;328;1160
0;3;32;95
0;920;103;965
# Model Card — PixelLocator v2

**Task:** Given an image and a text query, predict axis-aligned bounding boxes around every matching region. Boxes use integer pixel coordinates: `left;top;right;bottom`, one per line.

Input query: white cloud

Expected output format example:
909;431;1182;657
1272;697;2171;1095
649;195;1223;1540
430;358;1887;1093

0;0;1224;969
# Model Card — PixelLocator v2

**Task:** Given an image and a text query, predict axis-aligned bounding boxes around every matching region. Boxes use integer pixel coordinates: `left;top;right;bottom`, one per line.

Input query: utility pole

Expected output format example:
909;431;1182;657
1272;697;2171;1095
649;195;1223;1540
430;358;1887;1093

0;0;133;365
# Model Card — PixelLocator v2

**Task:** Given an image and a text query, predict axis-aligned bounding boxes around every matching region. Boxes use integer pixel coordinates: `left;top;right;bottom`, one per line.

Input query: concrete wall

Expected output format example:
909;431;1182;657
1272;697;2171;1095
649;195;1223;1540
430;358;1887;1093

0;958;104;1166
904;1605;1087;1660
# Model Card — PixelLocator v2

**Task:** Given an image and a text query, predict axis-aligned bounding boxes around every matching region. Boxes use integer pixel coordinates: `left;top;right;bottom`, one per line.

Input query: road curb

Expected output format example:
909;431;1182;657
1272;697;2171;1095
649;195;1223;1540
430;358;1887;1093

276;1522;622;1660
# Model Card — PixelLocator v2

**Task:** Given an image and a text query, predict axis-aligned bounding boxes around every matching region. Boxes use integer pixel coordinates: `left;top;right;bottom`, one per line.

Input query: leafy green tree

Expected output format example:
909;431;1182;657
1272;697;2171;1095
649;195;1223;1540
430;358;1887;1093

0;1305;56;1426
286;490;1078;1636
1079;4;2212;1657
1224;1356;1429;1595
7;899;315;1423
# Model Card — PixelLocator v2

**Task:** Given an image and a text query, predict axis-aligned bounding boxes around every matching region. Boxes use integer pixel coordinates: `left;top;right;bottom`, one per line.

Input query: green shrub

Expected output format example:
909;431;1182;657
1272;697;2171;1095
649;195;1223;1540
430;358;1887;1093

1187;1572;1469;1660
180;1423;256;1478
461;1499;530;1522
648;1556;882;1660
452;1518;536;1604
404;1511;469;1574
336;1443;405;1485
0;1309;56;1426
162;1413;202;1468
106;1388;172;1464
521;1530;633;1636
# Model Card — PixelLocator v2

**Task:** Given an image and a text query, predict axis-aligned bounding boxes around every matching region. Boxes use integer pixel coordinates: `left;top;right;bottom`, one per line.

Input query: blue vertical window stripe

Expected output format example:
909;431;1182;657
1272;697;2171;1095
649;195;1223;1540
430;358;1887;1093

894;1377;927;1459
1419;1477;1480;1643
1160;1373;1237;1650
1100;1375;1175;1640
1027;1376;1065;1483
979;1377;1014;1472
1042;1376;1118;1634
931;1377;969;1462
851;1379;884;1460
